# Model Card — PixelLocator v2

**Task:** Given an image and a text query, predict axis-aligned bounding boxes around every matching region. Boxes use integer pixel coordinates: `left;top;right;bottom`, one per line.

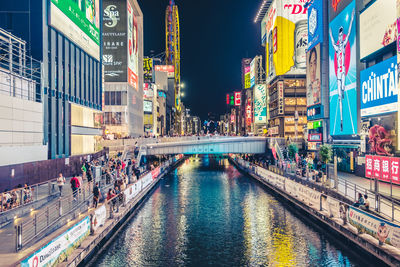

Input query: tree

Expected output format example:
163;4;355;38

319;145;333;174
288;143;298;161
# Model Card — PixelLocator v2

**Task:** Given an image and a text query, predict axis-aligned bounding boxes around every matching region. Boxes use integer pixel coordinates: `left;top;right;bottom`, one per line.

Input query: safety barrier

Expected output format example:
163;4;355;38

235;158;400;254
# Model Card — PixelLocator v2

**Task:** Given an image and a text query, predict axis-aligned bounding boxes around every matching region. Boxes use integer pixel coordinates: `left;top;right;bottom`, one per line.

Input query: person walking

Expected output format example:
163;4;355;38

70;176;80;200
92;182;101;208
56;173;66;197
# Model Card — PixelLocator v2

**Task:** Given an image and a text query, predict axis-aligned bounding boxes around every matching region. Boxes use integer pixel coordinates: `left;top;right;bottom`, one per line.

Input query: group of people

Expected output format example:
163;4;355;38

1;184;32;211
354;193;370;210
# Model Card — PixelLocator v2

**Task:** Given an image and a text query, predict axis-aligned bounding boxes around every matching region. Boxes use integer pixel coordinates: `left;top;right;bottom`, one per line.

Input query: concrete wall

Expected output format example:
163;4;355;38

0;93;47;166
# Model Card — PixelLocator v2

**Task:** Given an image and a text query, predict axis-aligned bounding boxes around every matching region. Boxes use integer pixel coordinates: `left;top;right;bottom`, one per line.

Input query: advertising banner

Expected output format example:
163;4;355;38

151;167;160;180
21;217;90;267
250;59;256;88
234;92;241;106
141;172;153;189
329;0;357;136
254;84;267;124
329;0;353;21
307;44;322;109
124;181;141;205
155;65;175;78
360;56;398;117
244;66;251;89
246;99;252;126
103;1;127;82
127;1;139;90
278;81;284;114
143;100;152;113
360;0;397;59
348;206;400;249
307;0;324;50
365;155;400;185
265;0;307;83
50;0;100;60
143;58;153;83
326;196;341;218
92;205;107;232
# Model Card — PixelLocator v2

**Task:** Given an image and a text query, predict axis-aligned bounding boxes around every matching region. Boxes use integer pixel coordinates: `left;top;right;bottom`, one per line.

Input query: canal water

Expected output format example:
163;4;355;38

94;157;369;266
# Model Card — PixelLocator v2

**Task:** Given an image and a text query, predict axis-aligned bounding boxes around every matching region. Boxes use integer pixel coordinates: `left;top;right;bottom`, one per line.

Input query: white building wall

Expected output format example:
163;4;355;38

0;94;47;166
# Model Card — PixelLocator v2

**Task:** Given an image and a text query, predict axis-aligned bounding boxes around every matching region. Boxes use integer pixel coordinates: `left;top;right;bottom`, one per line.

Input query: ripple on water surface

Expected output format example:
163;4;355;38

94;157;370;267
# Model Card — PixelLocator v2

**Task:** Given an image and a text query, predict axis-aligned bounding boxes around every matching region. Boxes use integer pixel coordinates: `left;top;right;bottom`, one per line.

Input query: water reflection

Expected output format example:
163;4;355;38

94;157;365;267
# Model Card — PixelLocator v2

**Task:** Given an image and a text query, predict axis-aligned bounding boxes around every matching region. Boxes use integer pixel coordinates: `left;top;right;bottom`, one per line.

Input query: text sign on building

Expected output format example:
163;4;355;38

365;155;400;184
234;92;241;106
254;84;267;124
360;56;398;117
307;0;324;50
278;81;284;114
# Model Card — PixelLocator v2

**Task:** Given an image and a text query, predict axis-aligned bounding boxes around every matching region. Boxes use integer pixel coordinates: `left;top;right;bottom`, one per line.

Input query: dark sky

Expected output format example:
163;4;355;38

138;0;264;120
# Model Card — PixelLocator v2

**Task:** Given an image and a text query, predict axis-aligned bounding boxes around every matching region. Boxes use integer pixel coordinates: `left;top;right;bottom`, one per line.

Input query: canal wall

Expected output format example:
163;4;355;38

231;157;400;267
17;155;185;267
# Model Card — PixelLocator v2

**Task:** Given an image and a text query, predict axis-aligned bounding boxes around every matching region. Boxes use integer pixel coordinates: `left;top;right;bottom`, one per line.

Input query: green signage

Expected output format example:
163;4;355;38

51;0;100;45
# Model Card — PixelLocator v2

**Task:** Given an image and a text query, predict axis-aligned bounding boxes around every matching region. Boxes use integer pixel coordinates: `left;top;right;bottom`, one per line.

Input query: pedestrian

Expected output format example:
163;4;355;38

87;169;93;183
56;173;66;197
81;163;87;180
362;194;370;211
70;176;80;200
354;193;365;207
92;182;101;208
106;169;112;184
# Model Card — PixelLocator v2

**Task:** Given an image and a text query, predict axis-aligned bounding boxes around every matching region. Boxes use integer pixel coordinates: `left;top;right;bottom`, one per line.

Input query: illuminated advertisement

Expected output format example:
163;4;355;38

50;0;100;60
361;56;398;117
143;83;154;98
307;43;323;120
250;58;256;88
278;81;284;115
329;0;353;21
154;65;175;78
244;66;251;89
103;0;127;82
246;99;252;126
143;57;153;83
366;155;400;184
360;0;397;59
254;84;267;124
234;92;241;106
329;0;357;136
265;0;307;83
307;0;324;50
143;100;152;113
127;1;139;90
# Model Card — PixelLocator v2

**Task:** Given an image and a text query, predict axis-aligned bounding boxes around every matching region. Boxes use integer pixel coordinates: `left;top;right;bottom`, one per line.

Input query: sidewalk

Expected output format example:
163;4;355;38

337;172;400;199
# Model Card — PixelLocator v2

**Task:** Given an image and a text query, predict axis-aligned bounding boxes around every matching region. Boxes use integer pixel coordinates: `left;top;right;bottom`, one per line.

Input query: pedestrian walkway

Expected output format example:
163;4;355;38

337;171;400;199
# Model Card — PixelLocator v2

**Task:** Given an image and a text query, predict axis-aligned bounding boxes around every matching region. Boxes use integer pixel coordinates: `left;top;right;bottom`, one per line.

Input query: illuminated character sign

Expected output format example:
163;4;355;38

329;8;355;131
368;125;393;156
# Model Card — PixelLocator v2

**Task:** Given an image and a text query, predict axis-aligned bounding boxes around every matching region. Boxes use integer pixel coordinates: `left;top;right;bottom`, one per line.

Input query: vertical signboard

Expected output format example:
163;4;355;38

307;44;322;119
254;84;267;124
127;1;139;90
381;157;391;182
244;66;251;89
307;0;324;51
373;156;381;179
365;155;373;178
392;157;400;183
234;92;241;106
103;0;127;82
250;58;256;88
329;0;357;136
143;57;153;83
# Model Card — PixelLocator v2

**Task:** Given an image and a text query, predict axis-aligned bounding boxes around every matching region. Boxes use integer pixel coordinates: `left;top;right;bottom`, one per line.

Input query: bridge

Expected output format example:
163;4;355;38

138;136;268;156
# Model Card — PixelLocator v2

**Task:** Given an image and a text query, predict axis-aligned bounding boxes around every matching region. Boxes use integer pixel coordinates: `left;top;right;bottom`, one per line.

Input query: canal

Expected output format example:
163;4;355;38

93;157;370;266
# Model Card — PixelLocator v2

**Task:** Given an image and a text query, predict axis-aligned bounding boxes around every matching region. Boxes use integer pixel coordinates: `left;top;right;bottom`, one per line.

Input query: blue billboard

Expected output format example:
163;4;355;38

329;0;357;136
308;0;324;50
361;56;398;117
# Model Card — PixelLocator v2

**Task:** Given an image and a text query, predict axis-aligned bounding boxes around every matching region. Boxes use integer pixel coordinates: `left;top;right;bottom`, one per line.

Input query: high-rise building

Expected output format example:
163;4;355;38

0;0;103;158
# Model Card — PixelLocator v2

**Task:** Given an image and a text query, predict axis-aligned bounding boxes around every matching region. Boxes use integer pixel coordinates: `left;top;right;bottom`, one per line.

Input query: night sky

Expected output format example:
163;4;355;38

138;0;264;120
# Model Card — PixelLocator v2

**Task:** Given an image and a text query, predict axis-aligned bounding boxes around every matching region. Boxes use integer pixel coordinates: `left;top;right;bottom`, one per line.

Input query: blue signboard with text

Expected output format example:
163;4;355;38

360;56;398;117
308;0;324;50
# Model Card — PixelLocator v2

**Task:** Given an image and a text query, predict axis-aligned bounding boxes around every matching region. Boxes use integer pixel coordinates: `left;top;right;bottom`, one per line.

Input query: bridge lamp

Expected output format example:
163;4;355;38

180;83;185;88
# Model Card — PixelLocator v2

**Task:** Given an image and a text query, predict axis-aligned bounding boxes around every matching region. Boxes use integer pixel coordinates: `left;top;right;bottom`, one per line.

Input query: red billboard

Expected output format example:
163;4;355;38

365;155;400;185
226;94;230;105
234;92;241;106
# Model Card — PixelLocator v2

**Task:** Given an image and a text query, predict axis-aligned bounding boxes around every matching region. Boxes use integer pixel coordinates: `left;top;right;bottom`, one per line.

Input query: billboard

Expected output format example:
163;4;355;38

329;0;353;21
244;66;251;89
254;84;267;124
155;65;174;78
143;58;153;83
265;0;307;83
307;0;324;50
143;100;152;113
103;1;127;82
361;56;398;117
360;0;397;59
329;0;357;136
307;44;321;107
234;92;241;106
250;59;256;88
50;0;100;60
366;155;400;184
127;1;139;90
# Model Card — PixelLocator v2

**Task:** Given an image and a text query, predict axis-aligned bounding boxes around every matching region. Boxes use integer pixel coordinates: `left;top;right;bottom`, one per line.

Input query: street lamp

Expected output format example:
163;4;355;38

180;82;185;88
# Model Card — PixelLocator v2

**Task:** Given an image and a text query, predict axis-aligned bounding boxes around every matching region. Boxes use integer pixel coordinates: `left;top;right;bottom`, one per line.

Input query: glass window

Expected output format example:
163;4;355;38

116;91;121;105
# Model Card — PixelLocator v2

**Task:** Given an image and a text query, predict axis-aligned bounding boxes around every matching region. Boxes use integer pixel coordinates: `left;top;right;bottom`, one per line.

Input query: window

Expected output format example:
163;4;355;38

104;91;127;106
